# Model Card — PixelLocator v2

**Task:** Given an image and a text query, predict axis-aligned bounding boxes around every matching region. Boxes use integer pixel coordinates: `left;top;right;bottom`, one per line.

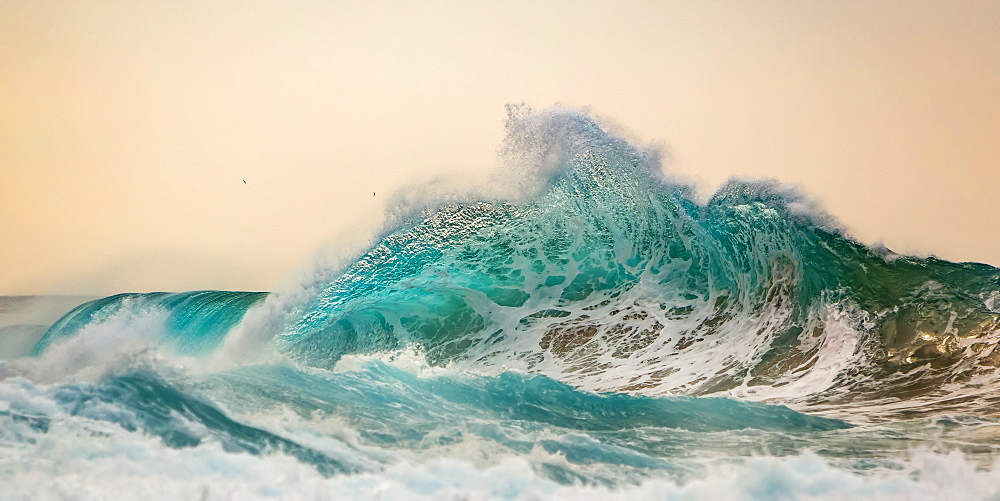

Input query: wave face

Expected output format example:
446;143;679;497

278;108;1000;420
4;106;1000;499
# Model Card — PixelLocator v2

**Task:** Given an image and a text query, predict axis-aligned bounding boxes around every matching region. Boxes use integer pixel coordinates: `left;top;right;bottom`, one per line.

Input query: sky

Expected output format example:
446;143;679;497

2;1;998;295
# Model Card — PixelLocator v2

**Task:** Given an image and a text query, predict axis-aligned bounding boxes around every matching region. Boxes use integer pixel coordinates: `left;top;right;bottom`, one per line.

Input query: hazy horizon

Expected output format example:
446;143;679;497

3;1;998;296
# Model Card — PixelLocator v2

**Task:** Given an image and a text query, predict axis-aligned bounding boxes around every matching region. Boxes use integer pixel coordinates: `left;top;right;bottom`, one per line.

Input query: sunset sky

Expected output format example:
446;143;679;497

2;1;998;295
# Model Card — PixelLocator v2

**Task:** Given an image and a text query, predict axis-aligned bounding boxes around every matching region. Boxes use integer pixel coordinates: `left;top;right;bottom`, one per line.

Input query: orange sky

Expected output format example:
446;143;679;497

2;1;998;295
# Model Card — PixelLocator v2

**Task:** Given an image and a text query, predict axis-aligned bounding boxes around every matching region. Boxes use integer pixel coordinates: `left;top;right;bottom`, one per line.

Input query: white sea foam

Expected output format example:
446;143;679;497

3;402;999;501
730;303;864;403
331;345;457;379
986;291;999;314
434;249;821;402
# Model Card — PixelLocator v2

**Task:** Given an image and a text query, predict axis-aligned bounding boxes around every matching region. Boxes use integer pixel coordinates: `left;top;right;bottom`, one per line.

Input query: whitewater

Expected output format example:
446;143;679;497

3;106;1000;500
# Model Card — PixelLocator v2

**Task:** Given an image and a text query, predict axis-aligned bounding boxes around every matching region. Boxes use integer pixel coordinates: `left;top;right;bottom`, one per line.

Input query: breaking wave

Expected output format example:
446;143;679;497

5;105;1000;499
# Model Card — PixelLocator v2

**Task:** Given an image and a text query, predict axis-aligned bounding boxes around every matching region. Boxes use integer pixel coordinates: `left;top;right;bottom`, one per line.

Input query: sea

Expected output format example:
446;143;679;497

3;106;1000;500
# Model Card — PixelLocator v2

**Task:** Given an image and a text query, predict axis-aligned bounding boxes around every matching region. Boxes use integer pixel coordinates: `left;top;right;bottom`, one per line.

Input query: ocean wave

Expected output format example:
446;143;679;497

11;106;1000;498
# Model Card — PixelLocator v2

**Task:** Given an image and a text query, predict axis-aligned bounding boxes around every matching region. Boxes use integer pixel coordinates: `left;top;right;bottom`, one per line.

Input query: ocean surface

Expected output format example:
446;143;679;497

3;107;1000;500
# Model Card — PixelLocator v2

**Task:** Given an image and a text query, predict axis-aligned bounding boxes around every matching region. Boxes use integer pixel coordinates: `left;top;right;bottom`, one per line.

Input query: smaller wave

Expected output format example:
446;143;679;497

32;291;266;356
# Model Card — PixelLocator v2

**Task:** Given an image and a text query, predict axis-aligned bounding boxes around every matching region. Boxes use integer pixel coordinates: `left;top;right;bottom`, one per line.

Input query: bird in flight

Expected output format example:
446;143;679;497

243;180;246;184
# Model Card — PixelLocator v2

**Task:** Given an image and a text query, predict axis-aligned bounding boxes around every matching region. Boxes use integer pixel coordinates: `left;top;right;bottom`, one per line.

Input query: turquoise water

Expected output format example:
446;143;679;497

3;107;1000;499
